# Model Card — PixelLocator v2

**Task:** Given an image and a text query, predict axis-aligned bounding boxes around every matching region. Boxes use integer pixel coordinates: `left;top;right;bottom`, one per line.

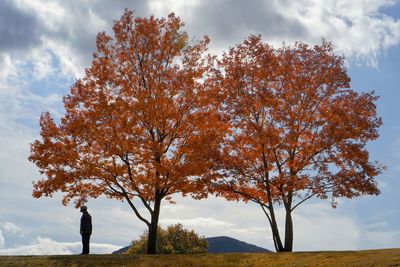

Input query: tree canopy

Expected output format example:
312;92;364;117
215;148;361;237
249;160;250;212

29;10;383;254
29;10;223;254
210;36;383;252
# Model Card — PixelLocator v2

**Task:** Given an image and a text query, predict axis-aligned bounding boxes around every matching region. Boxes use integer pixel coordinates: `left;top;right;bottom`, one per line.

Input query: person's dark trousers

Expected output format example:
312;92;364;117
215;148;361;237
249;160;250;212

81;233;91;254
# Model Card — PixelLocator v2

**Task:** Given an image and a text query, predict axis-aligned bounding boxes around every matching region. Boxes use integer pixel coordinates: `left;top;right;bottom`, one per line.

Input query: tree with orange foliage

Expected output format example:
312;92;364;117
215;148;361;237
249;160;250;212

29;10;222;254
211;36;384;252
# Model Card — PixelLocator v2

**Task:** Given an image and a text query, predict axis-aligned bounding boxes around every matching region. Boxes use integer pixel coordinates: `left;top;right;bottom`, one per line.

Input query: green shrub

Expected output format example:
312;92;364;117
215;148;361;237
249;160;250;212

126;224;208;254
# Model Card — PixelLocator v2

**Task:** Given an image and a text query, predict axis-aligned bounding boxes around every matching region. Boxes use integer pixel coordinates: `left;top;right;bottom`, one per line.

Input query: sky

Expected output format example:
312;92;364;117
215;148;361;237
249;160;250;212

0;0;399;255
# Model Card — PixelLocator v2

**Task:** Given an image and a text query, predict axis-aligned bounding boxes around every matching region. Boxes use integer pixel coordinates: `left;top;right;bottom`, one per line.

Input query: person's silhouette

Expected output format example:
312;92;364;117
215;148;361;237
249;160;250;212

79;205;92;254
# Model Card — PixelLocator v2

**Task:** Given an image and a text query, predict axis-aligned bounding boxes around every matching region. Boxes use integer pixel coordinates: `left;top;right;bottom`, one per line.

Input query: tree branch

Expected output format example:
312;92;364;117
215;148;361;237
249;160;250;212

290;192;317;212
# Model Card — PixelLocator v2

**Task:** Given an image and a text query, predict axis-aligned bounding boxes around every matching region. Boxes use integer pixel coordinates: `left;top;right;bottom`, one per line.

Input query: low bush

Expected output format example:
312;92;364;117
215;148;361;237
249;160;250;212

126;224;207;254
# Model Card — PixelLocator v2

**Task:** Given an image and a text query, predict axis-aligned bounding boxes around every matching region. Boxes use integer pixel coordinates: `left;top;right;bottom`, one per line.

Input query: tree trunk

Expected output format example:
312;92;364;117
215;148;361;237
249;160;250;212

268;209;284;252
284;210;293;252
147;195;162;254
266;206;293;252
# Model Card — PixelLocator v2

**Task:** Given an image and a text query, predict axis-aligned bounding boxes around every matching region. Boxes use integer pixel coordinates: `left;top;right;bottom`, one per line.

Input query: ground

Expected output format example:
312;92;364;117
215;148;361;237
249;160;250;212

1;248;400;266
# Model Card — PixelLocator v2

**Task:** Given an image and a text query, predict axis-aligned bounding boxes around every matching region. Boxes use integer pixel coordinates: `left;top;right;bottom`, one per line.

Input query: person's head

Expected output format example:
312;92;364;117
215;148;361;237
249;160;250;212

80;205;88;212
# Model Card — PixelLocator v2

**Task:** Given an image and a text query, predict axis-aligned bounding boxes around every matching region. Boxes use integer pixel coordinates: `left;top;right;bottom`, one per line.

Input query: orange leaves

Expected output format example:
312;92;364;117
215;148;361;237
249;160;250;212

213;36;383;210
29;10;224;212
29;11;383;248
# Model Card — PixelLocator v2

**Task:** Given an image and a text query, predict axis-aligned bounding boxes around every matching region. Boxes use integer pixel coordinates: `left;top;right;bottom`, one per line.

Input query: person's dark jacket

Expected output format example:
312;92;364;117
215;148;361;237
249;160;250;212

80;211;92;234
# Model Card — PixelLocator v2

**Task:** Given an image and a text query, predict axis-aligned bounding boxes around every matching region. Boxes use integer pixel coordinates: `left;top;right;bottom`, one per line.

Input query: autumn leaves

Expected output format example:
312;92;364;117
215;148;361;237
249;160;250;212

212;36;383;251
29;10;383;253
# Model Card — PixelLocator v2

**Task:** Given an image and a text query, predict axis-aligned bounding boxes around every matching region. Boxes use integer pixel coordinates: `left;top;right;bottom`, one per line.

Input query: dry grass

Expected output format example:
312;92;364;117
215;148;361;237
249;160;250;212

1;248;400;267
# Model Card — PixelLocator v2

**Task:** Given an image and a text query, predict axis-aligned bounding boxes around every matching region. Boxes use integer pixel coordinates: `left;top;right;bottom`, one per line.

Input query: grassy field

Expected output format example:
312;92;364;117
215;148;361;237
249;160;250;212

1;249;400;267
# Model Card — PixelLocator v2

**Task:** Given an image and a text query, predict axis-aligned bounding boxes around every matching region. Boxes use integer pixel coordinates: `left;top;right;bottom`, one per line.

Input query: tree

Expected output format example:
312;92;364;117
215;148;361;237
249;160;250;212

127;223;208;254
29;10;222;254
211;36;384;252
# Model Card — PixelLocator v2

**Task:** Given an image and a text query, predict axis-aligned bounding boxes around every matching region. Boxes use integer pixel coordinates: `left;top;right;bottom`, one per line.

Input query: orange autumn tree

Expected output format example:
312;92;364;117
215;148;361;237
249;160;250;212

211;36;384;252
29;10;222;254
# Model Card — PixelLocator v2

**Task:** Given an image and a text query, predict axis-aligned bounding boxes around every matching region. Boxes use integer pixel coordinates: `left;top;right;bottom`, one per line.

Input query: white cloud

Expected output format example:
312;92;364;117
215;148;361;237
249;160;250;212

0;0;397;82
294;204;361;251
0;230;4;248
158;197;364;251
30;48;55;80
0;237;72;255
160;197;400;251
279;0;400;66
17;0;66;31
148;0;201;18
0;237;120;255
2;222;24;237
0;54;20;82
149;0;400;67
160;217;235;229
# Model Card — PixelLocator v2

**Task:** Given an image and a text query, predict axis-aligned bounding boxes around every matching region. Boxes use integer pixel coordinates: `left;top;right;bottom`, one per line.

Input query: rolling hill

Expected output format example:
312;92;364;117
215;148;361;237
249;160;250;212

112;236;271;254
206;236;270;253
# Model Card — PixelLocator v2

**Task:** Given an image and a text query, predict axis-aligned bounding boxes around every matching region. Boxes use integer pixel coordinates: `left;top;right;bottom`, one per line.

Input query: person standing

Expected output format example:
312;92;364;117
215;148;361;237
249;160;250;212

80;205;92;255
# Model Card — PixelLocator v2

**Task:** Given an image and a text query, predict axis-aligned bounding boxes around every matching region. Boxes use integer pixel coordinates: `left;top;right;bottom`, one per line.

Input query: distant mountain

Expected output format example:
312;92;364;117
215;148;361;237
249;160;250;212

112;246;130;254
112;236;271;254
206;236;271;253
